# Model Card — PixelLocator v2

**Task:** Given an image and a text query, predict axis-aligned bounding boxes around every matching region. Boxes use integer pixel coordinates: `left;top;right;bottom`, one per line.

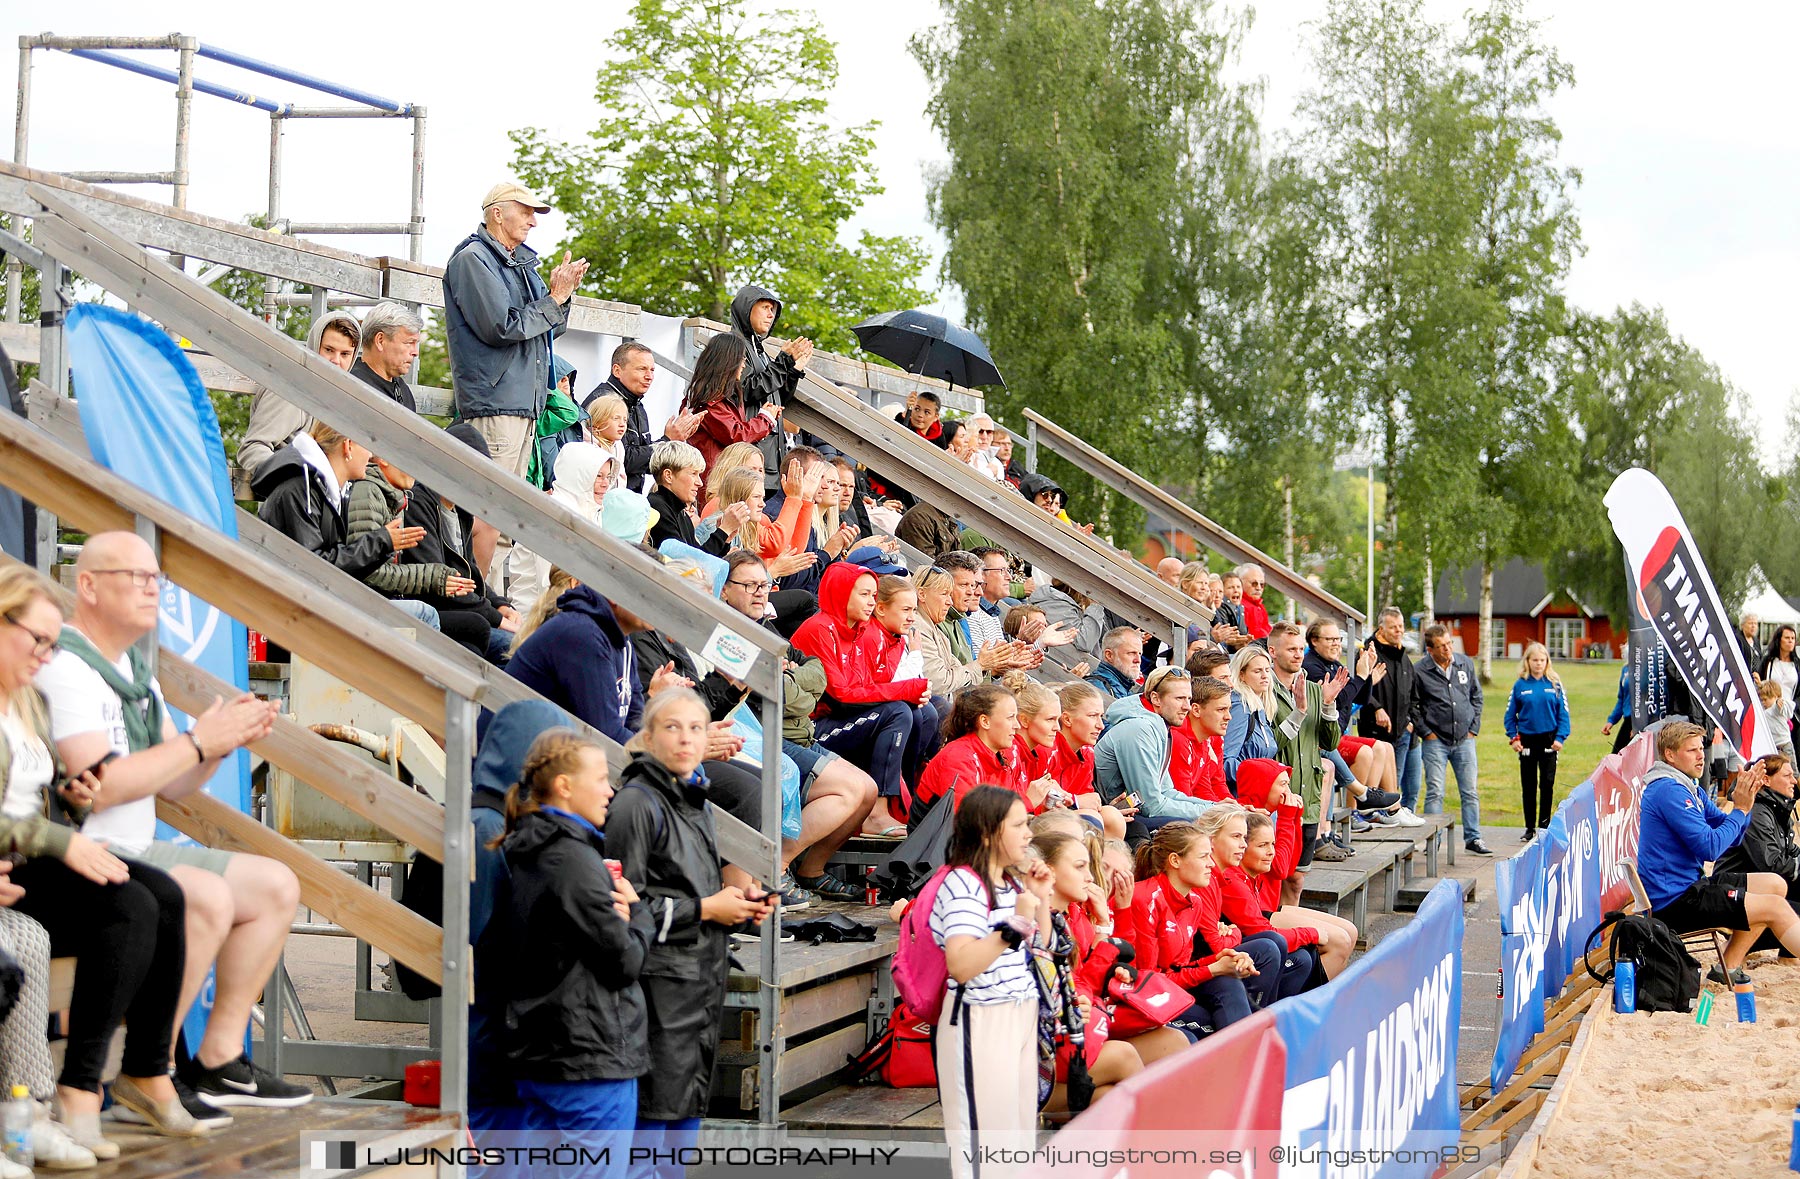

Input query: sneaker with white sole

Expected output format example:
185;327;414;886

1390;807;1425;827
114;1075;233;1131
184;1056;313;1109
31;1107;97;1170
0;1155;26;1179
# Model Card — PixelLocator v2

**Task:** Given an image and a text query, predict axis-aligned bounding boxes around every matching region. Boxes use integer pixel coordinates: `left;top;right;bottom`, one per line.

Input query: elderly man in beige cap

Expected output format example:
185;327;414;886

442;181;588;585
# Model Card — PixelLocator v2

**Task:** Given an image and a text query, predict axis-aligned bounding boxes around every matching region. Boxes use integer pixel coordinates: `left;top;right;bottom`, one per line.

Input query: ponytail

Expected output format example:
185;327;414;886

1133;821;1203;881
486;728;603;849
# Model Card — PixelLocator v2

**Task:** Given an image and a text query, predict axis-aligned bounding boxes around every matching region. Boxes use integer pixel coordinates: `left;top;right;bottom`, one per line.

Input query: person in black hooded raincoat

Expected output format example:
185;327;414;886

605;689;776;1163
729;284;813;495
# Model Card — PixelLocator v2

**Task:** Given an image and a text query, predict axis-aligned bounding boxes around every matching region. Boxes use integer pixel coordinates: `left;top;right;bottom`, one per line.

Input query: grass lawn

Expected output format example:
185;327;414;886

1436;658;1623;831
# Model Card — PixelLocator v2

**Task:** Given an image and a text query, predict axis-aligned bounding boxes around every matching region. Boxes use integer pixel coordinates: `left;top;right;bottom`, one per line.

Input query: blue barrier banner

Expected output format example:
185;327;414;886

1539;809;1572;997
65;304;250;1054
1491;833;1547;1092
1492;933;1533;1094
1558;783;1602;979
1274;879;1463;1177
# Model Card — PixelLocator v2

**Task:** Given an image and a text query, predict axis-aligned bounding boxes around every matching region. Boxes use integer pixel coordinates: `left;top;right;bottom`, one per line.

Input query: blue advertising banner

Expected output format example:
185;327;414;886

1491;833;1547;1093
1538;810;1572;999
1274;880;1464;1178
1558;782;1603;983
65;304;250;1052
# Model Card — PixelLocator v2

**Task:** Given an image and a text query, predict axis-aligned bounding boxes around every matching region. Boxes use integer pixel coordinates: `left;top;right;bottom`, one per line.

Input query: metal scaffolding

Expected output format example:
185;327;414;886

7;33;427;323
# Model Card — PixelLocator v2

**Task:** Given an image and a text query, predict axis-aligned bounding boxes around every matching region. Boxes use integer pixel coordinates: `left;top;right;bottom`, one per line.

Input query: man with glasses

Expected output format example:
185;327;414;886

965;413;1006;482
34;532;312;1117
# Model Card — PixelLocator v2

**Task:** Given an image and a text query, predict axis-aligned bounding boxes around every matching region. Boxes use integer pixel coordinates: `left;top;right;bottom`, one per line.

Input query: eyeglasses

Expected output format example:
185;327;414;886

5;616;59;657
982;565;1009;576
1318;634;1345;644
88;569;161;591
1144;666;1192;692
727;579;773;594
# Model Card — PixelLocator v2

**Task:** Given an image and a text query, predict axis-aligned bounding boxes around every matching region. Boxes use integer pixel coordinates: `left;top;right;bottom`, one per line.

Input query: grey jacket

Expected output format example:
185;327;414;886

1411;652;1484;741
443;227;568;420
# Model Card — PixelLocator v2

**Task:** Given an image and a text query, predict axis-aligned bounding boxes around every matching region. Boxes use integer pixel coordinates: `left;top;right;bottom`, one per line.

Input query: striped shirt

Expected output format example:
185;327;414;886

929;867;1037;1005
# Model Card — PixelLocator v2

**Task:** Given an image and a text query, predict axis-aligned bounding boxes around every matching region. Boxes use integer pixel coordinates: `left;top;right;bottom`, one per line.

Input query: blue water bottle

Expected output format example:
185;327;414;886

1737;984;1758;1024
1788;1103;1800;1171
1614;959;1636;1014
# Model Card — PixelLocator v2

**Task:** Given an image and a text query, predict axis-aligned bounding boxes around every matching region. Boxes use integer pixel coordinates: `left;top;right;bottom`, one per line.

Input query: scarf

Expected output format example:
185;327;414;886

58;628;164;752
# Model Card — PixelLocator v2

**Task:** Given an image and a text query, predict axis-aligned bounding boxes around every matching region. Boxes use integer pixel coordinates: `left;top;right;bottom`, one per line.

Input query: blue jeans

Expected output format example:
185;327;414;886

517;1076;637;1179
391;599;441;630
1398;730;1423;812
1185;932;1286;1031
484;626;514;666
630;1115;700;1179
1325;748;1357;789
1420;734;1482;844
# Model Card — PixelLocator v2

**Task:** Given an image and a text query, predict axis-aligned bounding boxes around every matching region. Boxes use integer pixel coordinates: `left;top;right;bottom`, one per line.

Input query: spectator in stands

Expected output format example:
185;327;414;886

1129;822;1274;1033
964;414;1006;482
1237;564;1273;641
1212;573;1251;651
238;311;359;479
33;534;309;1121
714;466;807;563
585;393;631;491
993;426;1025;487
608;689;776;1164
910;567;1036;700
1758;679;1795;759
1715;754;1799;951
914;685;1030;824
894;502;961;559
1026;579;1107;658
1268;622;1357;876
0;564;195;1160
509;441;615;614
1156;558;1184;588
1096;666;1213;825
705;551;878;899
970;547;1026;624
1412;624;1491;856
1759;624;1799;749
896;390;944;445
255;421;425;585
1053;682;1108;805
1304;621;1404;821
765;447;852;595
683;333;779;483
1738;613;1763;675
1504;642;1571;843
733;290;812;486
1196;804;1316;1001
350;301;422;411
534;356;591;492
648;440;732;558
1222;645;1280;793
700;442;769;522
793;567;935;834
933;786;1047;1179
1011;680;1127;839
1170;676;1231;804
830;456;877;537
402;425;518;665
1086;627;1144;700
938;551;1000;652
443;183;582;485
583;342;700;494
1017;472;1065;517
1359;607;1418;808
346;456;496;659
488;728;649;1161
1215;801;1325;992
1638;723;1800;979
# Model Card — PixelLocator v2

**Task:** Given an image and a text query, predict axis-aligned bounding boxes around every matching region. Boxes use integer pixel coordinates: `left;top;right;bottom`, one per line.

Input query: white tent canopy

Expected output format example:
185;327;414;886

1741;566;1800;636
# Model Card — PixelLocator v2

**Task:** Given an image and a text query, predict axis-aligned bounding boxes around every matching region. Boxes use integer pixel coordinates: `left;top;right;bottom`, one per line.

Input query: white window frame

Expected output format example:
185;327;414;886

1486;618;1507;662
1545;616;1586;660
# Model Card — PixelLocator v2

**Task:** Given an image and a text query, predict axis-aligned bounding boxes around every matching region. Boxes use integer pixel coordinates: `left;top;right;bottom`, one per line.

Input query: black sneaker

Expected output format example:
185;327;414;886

1357;788;1402;811
113;1074;235;1130
1521;829;1536;842
1465;839;1494;857
185;1056;314;1108
1706;965;1751;987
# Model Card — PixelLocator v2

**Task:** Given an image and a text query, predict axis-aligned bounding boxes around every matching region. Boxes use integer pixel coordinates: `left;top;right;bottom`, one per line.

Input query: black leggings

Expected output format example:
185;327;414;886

1517;732;1559;832
10;859;185;1092
702;759;764;831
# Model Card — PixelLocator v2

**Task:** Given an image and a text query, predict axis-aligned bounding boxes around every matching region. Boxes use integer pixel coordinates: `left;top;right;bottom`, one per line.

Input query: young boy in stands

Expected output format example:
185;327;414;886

1638;721;1800;982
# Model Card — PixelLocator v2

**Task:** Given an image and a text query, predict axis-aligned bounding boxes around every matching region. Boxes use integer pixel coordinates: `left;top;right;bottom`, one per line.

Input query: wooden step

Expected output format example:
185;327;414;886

1396;874;1477;912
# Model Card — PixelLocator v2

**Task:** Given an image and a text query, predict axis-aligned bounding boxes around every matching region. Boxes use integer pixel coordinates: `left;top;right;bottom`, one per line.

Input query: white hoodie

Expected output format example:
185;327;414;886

508;441;616;613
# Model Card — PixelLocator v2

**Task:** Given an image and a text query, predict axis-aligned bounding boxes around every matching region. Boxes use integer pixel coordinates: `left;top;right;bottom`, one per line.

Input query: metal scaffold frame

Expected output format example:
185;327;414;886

7;33;427;324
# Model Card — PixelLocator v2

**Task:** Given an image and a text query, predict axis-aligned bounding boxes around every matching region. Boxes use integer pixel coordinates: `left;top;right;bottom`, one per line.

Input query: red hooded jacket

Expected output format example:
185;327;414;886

791;565;925;715
1242;595;1272;641
915;734;1029;813
1234;758;1309;922
1170;723;1229;802
1127;873;1231;989
852;618;929;704
1217;862;1317;953
1047;732;1096;797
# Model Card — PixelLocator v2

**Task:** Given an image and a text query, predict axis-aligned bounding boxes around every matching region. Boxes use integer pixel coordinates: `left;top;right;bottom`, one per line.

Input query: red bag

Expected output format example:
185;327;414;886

1106;970;1191;1037
882;1006;937;1088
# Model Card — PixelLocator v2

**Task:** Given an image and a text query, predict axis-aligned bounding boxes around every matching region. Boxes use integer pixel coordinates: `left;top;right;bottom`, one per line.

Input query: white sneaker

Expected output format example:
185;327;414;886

32;1107;97;1170
0;1154;28;1179
1392;807;1425;827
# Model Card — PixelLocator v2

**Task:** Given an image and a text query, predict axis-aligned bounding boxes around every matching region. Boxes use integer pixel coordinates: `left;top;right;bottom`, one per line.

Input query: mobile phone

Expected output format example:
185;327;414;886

56;751;116;792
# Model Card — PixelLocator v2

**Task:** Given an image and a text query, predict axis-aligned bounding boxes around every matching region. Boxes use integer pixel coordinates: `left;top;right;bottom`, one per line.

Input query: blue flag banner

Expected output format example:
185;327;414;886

1491;833;1548;1093
1273;879;1464;1177
1558;782;1603;985
1538;810;1572;999
66;304;251;1051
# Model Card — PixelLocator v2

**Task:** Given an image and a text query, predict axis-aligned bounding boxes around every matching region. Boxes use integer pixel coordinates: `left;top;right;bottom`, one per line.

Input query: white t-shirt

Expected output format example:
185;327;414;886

929;867;1037;1005
34;646;168;855
1769;659;1798;708
0;708;53;822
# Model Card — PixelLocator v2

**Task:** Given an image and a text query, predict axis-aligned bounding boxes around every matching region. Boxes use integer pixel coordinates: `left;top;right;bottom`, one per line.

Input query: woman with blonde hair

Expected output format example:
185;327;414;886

585;392;631;491
1503;641;1570;842
510;568;579;654
700;442;767;518
714;466;816;558
1221;644;1278;792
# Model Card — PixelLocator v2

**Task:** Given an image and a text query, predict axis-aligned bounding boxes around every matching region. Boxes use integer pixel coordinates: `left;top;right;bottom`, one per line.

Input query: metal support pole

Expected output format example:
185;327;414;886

1025;419;1038;475
441;692;475;1131
409;109;427;264
169;38;196;275
7;42;31;324
756;688;784;1127
265;113;284;324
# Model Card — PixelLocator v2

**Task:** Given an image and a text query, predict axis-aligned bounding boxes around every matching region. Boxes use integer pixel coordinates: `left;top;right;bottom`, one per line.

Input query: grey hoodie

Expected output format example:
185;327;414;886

237;312;362;480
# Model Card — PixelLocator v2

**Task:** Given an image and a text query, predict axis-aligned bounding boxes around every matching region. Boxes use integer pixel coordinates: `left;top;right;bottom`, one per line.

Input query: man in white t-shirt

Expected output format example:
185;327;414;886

34;533;309;1118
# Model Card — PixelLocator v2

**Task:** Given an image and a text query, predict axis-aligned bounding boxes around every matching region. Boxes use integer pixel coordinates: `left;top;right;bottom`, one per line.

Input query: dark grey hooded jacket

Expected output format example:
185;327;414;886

443;226;569;420
730;283;801;490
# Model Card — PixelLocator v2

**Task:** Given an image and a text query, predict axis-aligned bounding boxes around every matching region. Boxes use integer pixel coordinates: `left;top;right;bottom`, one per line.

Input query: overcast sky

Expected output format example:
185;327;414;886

10;1;1796;449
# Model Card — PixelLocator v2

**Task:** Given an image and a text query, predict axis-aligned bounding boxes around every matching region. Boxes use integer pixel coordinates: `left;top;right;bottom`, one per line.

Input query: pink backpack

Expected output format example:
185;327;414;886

890;865;968;1025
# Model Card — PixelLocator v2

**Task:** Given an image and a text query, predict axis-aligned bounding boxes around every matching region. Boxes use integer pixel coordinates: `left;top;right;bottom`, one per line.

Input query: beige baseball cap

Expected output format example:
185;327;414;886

481;182;551;213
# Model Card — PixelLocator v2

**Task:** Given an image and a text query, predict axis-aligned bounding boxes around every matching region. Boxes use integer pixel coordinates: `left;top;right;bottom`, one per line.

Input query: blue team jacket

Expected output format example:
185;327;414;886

1503;675;1571;742
1636;761;1751;910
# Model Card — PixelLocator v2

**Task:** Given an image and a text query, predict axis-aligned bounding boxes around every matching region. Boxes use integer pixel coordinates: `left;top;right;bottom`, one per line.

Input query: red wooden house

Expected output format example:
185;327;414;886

1434;558;1620;662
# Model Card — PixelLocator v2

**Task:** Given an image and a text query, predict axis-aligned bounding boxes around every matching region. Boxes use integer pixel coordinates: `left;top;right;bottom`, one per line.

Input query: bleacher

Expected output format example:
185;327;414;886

0;155;1472;1163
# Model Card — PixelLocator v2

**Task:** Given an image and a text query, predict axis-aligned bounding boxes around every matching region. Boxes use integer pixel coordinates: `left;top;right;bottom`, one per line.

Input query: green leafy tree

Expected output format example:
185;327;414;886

510;0;929;351
915;0;1258;534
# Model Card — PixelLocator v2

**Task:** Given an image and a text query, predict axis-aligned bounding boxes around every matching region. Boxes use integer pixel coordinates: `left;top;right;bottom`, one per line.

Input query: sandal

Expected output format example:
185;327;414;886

862;823;907;839
795;871;866;903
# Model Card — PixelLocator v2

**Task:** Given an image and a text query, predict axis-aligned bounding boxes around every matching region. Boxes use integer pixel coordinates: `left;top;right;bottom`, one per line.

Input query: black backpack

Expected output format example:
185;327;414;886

1584;909;1702;1013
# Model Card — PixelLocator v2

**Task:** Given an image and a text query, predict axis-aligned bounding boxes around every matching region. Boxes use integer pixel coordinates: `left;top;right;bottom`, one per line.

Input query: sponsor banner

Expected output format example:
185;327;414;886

1623;558;1666;730
1544;783;1601;1000
1606;467;1774;759
1594;733;1655;914
1274;880;1464;1178
1491;836;1547;1093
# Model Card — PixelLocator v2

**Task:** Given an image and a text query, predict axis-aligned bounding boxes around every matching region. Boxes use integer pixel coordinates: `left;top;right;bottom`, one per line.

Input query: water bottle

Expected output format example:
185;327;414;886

1787;1103;1799;1171
1613;959;1636;1014
2;1083;32;1167
1736;983;1757;1024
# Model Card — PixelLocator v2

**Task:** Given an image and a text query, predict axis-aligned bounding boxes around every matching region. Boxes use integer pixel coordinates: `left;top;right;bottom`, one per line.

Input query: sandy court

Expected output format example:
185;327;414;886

1528;955;1800;1178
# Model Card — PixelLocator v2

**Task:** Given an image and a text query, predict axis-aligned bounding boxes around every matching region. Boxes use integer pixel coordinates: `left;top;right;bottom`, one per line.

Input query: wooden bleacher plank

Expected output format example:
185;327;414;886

157;794;446;985
1461;1046;1567;1132
729;923;899;992
785;1086;940;1132
1463;1090;1544;1153
80;1101;459;1179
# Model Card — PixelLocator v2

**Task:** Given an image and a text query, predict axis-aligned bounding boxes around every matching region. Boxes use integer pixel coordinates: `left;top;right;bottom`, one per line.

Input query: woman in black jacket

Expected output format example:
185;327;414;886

605;690;775;1163
493;728;651;1171
252;421;401;579
1715;753;1799;953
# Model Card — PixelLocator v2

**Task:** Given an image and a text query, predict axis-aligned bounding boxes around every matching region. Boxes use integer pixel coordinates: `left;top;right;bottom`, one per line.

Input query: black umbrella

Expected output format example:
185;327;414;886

867;792;954;900
851;309;1005;389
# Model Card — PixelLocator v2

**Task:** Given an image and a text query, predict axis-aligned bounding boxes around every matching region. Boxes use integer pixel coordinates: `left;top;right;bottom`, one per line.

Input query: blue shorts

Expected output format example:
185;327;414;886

783;738;839;794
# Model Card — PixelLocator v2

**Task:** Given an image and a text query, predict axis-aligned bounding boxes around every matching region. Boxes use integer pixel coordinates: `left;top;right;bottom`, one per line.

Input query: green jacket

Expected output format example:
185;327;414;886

939;610;975;666
346;466;456;599
1271;676;1342;825
0;688;91;860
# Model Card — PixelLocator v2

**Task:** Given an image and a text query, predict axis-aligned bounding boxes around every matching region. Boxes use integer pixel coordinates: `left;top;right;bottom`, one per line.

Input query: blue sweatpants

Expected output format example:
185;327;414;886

516;1076;638;1179
629;1115;701;1179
